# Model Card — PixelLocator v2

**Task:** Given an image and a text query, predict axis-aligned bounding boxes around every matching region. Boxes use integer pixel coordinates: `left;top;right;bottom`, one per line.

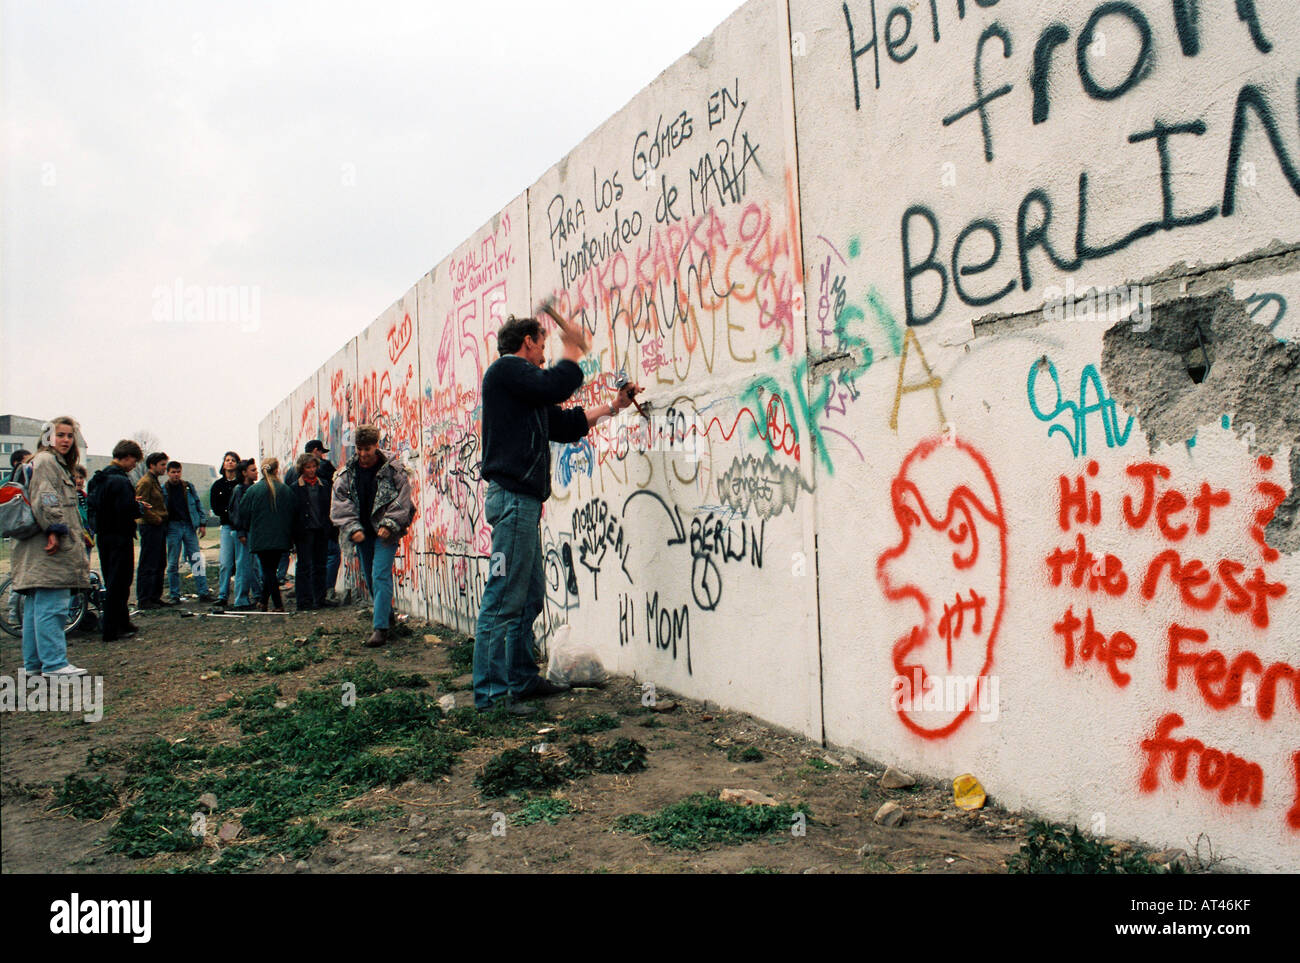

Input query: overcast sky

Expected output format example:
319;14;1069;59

1;0;744;464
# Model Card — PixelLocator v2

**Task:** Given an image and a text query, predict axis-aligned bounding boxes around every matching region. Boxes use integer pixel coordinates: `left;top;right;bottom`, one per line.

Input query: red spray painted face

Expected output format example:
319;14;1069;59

876;436;1007;740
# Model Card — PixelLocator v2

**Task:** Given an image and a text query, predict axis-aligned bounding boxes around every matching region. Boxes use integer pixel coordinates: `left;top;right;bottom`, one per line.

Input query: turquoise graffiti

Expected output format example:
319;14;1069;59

1027;358;1134;457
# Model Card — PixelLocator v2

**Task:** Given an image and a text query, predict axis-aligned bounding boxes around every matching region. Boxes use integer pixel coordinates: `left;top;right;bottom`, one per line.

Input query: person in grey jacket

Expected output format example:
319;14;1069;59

329;424;414;647
10;417;91;677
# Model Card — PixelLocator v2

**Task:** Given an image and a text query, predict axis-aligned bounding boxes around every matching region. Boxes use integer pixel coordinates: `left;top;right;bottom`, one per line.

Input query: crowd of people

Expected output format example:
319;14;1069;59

7;310;638;717
5;420;416;677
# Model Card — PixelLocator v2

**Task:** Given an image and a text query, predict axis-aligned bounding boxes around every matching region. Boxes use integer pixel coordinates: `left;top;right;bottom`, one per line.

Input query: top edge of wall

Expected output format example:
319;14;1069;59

529;0;761;184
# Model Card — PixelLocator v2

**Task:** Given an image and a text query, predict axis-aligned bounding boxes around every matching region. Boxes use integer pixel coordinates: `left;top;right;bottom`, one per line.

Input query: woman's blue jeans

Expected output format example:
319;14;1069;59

233;536;262;606
216;524;238;602
21;588;72;674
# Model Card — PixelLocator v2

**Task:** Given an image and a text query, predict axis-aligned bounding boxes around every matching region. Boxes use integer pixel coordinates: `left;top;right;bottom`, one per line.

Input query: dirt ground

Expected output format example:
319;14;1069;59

2;545;1035;875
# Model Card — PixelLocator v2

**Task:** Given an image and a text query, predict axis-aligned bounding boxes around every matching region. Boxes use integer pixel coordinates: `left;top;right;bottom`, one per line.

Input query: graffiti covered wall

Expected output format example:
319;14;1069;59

527;0;822;738
793;0;1299;872
261;0;1300;870
318;339;358;597
418;195;530;634
357;290;424;616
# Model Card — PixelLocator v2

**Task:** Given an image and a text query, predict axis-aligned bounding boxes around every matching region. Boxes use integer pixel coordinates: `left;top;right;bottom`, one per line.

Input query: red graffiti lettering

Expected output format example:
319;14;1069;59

1252;457;1287;564
1165;623;1299;719
1053;606;1136;687
1122;461;1230;537
1045;532;1129;596
1141;551;1285;627
1139;713;1263;807
387;312;412;364
1057;461;1102;531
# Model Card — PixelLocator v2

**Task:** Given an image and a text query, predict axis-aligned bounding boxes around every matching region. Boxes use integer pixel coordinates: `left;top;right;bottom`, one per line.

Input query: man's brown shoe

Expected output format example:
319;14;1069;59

365;628;388;648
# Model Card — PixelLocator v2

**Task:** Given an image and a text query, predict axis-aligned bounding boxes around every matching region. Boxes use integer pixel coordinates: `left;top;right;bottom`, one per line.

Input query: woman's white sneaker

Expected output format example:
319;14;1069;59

44;664;88;677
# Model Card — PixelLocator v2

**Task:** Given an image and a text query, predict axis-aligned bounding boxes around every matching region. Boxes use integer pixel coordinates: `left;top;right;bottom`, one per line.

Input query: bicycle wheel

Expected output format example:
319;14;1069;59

65;590;89;634
0;577;23;639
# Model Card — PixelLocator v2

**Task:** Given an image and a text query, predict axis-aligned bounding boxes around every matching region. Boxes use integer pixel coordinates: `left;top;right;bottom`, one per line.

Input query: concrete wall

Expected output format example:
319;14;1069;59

356;289;424;614
418;194;530;635
262;0;1300;871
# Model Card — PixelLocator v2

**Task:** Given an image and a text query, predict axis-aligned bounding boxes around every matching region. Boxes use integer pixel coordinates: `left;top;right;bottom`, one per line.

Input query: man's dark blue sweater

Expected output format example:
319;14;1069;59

480;355;590;501
87;464;142;538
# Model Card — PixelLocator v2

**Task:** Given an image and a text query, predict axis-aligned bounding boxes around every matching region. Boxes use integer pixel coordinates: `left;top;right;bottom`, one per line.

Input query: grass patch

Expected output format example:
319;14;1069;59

50;774;119;819
475;738;648;798
804;757;833;771
321;660;428;695
226;634;338;676
443;705;547;740
475;750;569;797
727;746;764;763
56;676;474;871
511;796;575;826
613;793;807;850
1009;821;1173;875
565;738;648;774
445;636;474;675
565;713;619;735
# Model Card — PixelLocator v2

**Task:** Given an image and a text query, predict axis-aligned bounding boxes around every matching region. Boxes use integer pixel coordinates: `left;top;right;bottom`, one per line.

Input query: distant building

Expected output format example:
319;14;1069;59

1;414;218;519
0;415;43;460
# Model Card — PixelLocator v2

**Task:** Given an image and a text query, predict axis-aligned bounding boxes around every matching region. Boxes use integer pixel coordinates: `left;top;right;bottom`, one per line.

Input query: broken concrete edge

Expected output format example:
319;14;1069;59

950;248;1299;555
1100;288;1300;552
970;244;1300;339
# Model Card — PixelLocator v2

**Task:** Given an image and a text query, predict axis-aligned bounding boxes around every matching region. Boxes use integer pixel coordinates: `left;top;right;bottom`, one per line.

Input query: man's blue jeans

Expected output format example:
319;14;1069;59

325;536;341;595
233;536;262;606
216;524;238;602
473;484;545;709
355;535;398;630
21;588;72;674
166;521;209;599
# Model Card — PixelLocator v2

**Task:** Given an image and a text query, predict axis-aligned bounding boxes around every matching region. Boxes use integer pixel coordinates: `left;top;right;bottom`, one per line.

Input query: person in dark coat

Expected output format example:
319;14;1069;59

291;452;331;612
209;451;241;605
227;459;263;610
471;312;640;712
304;441;340;601
87;439;145;641
241;458;296;611
8;449;31;480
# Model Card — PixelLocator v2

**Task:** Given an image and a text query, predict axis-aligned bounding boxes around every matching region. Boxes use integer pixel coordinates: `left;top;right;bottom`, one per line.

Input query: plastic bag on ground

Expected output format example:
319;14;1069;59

545;624;607;688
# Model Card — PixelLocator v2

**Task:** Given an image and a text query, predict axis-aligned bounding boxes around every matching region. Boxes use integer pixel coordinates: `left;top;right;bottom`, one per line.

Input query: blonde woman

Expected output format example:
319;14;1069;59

240;458;295;611
11;417;91;676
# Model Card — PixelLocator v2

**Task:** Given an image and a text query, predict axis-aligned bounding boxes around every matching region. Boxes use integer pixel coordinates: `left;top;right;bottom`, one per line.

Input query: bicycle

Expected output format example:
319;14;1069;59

0;571;104;639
